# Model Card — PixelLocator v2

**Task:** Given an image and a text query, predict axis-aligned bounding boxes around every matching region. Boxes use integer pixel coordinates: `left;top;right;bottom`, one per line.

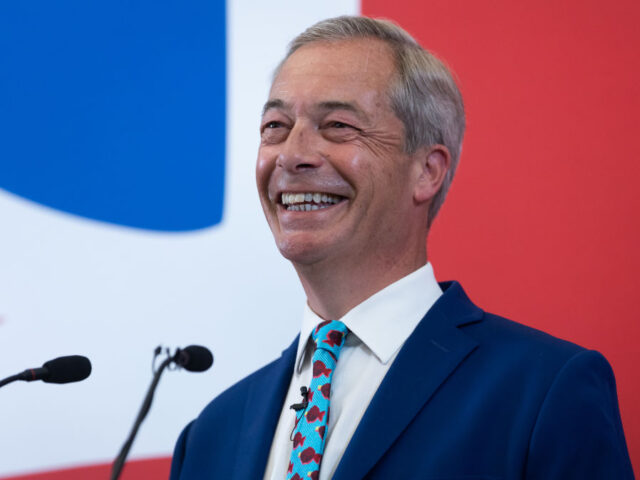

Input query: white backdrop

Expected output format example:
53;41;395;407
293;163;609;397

0;1;358;476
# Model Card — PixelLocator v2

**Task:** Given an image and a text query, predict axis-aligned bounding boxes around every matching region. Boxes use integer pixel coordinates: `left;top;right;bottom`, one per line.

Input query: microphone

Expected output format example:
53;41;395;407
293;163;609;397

290;386;309;411
289;386;310;441
0;355;92;389
174;345;214;372
110;345;213;480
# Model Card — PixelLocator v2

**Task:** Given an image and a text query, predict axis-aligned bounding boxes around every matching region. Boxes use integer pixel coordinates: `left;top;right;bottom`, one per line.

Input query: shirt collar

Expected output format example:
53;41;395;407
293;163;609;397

295;262;442;373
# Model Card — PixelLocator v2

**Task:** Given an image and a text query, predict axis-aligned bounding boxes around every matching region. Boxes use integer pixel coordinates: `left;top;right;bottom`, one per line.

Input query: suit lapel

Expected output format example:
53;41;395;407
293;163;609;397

333;282;483;479
232;336;298;479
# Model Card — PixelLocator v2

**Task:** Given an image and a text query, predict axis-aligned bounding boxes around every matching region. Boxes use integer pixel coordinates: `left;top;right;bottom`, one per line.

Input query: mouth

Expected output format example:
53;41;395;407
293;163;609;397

279;192;346;211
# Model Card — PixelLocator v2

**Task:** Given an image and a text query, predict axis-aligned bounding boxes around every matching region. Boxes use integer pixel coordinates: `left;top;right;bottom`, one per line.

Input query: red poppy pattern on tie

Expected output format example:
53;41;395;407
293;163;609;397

287;320;348;480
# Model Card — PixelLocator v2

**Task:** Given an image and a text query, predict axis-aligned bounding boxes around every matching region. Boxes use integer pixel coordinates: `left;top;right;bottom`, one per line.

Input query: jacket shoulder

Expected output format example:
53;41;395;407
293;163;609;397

475;311;585;357
438;281;587;369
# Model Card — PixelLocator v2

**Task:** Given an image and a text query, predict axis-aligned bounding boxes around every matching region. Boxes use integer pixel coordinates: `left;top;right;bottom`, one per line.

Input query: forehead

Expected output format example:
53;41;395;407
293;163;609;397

269;38;396;110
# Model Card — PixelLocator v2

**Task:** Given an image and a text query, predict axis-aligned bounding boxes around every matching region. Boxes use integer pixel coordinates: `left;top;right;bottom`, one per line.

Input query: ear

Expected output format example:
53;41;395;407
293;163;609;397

413;144;451;204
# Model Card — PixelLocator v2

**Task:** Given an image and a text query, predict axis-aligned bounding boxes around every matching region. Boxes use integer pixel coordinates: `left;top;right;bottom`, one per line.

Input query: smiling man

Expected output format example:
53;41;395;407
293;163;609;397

170;16;633;479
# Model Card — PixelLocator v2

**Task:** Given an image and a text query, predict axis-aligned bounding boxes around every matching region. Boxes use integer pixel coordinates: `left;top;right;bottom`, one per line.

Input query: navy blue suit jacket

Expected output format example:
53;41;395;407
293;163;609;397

170;282;634;479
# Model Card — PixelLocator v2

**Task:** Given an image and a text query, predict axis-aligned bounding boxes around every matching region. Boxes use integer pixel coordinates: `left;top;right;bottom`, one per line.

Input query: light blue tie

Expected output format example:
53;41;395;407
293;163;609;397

287;320;348;480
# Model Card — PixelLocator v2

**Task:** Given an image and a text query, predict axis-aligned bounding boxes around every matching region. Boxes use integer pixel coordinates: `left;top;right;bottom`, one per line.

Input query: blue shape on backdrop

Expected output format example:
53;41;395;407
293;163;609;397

0;1;225;231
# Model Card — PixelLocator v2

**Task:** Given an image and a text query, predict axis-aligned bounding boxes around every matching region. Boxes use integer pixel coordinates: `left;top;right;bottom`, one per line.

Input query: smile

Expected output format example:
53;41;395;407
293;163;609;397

280;192;345;211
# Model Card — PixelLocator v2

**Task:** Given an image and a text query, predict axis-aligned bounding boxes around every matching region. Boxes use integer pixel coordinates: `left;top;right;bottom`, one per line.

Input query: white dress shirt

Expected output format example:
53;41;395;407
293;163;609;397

264;263;442;480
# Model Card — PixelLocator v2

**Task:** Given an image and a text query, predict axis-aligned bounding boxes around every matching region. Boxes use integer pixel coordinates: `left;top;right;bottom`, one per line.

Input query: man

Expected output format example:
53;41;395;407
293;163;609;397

170;16;633;479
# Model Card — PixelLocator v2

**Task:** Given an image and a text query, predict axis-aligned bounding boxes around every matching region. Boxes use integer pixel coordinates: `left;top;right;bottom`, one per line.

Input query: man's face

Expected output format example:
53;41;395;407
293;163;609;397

256;39;422;268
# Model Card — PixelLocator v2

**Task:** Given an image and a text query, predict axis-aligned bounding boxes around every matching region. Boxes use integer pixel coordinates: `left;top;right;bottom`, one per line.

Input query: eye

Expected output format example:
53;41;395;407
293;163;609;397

262;120;283;131
260;119;289;144
321;120;361;142
327;121;353;129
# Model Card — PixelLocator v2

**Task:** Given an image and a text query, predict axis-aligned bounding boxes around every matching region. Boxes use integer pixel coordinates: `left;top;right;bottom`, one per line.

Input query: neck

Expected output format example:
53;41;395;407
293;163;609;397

294;239;429;320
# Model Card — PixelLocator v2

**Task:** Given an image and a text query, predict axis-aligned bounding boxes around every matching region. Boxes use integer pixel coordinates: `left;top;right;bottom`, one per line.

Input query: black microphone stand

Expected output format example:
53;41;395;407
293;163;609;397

110;350;173;480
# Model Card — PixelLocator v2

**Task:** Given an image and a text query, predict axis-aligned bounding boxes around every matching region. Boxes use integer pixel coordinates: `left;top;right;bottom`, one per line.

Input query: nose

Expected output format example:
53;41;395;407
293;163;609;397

276;121;323;172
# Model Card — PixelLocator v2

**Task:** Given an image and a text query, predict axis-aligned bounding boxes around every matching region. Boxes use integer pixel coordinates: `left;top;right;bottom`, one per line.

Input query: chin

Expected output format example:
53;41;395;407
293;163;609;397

275;235;328;266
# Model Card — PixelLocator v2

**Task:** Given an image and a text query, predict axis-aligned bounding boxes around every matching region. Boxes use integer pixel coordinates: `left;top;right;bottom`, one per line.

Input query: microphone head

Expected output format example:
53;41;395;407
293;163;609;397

42;355;92;384
175;345;213;372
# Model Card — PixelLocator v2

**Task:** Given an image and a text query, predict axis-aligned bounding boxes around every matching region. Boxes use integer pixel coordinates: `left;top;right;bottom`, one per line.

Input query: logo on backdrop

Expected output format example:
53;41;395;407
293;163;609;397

0;1;225;231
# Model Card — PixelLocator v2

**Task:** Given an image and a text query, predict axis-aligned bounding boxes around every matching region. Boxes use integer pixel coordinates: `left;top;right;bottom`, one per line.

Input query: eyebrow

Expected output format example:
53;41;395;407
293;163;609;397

318;101;369;123
262;99;366;120
262;99;288;116
317;101;359;113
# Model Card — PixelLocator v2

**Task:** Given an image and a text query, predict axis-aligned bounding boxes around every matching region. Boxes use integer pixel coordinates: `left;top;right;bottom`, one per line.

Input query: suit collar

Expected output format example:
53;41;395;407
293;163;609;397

232;337;299;479
334;281;483;479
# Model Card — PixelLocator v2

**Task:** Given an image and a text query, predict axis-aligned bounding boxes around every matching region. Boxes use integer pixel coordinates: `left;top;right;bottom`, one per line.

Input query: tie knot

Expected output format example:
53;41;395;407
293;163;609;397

311;320;348;356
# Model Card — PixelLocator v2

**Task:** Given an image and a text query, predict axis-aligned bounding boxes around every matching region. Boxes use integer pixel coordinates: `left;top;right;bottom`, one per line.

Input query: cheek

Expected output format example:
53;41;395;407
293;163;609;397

329;148;370;185
347;153;394;195
255;151;274;195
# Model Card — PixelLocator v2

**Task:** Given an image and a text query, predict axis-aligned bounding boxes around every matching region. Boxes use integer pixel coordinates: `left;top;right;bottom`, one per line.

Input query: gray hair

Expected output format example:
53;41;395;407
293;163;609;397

278;16;465;226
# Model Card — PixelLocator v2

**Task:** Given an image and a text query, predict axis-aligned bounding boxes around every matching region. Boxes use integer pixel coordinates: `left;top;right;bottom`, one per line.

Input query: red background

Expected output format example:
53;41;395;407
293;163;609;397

1;459;170;480
4;2;638;478
2;459;171;480
363;0;640;475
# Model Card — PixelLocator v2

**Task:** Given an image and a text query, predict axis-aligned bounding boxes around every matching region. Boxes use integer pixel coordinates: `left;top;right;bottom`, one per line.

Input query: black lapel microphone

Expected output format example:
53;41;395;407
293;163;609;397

0;355;92;389
290;386;309;411
289;386;310;440
110;345;213;480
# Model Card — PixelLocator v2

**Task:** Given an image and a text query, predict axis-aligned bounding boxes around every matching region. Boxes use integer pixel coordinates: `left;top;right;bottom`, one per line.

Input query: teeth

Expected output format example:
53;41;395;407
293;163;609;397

281;192;343;208
286;204;326;211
